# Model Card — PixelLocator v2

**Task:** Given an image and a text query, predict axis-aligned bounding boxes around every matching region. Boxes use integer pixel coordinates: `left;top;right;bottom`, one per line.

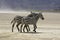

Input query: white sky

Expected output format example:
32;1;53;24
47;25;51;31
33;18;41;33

0;10;30;14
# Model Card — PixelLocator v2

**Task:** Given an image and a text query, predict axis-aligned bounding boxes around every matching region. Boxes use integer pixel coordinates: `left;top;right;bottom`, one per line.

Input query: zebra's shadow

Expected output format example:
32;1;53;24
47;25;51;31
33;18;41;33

20;32;45;34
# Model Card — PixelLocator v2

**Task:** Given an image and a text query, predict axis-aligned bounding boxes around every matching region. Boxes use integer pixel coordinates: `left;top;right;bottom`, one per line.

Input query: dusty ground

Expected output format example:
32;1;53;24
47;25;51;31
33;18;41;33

0;12;60;40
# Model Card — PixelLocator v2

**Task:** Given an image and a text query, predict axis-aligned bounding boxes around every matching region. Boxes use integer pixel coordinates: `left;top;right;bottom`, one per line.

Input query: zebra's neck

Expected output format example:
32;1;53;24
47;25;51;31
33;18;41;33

34;15;39;24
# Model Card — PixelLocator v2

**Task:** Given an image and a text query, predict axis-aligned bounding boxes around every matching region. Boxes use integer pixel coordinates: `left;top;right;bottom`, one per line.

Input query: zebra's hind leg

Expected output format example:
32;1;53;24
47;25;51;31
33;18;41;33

12;25;14;32
20;24;23;32
16;23;20;32
12;22;15;32
23;25;26;32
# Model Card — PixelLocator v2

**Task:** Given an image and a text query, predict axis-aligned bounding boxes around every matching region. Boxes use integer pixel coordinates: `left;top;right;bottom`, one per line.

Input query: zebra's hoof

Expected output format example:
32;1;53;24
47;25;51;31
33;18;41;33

20;31;22;33
27;31;29;33
33;31;36;33
23;31;25;33
33;30;36;33
12;31;13;32
29;29;30;31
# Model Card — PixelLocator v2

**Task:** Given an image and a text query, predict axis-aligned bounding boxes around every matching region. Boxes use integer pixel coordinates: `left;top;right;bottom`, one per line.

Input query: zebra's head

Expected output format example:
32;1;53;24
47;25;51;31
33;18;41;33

39;13;44;20
30;11;44;20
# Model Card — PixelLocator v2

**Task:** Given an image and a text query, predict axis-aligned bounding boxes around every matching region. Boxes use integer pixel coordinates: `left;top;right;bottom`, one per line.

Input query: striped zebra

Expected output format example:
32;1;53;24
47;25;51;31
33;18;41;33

11;12;44;32
20;12;44;32
11;12;34;32
11;16;30;32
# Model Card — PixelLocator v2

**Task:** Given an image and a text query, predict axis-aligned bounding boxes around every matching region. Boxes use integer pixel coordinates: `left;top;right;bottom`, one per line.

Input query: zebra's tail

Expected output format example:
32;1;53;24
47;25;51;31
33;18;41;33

11;19;14;24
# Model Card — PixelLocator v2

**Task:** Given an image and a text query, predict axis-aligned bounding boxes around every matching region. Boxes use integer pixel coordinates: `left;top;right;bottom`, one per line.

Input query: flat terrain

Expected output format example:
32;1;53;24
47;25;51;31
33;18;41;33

0;12;60;40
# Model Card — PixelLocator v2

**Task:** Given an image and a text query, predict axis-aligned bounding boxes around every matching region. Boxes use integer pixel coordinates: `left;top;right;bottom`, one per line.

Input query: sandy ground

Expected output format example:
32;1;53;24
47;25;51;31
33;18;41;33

0;12;60;40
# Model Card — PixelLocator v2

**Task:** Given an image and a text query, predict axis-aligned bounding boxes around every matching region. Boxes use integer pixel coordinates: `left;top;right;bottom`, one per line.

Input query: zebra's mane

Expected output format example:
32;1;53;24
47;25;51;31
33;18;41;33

27;12;39;17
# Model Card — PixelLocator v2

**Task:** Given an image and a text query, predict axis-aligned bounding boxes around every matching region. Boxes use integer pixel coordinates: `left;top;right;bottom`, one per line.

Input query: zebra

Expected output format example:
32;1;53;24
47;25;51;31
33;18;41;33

11;11;35;32
11;16;30;32
20;12;44;32
11;12;44;32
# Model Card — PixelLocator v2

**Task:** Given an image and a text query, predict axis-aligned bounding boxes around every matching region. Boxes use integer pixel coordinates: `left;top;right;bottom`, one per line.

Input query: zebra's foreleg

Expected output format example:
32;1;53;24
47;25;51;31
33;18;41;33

33;24;37;32
27;24;30;32
16;23;20;32
23;24;30;32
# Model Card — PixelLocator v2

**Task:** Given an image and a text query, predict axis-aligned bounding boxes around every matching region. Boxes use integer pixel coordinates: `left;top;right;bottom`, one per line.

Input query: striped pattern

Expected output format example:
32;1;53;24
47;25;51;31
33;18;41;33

11;12;44;32
20;12;44;32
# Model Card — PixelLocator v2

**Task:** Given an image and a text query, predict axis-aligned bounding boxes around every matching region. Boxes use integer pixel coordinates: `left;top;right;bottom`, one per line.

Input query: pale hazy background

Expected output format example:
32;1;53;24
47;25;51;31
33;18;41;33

0;11;60;33
0;0;60;40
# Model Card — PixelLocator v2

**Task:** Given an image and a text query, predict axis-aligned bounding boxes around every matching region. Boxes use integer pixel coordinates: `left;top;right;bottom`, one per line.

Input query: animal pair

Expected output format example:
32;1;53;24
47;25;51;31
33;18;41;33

11;12;44;33
11;16;30;32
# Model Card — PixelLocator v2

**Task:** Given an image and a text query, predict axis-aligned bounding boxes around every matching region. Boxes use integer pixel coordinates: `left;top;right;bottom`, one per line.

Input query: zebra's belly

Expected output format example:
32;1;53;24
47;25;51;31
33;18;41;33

23;21;35;24
23;17;36;24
